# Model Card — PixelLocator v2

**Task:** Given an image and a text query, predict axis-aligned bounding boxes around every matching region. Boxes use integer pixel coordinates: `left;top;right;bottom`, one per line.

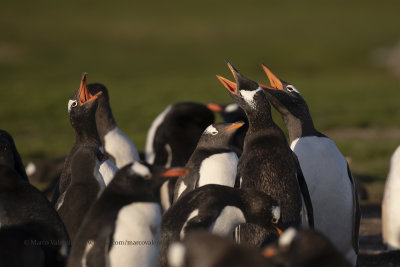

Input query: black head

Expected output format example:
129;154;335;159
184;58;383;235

67;73;102;143
241;188;283;234
206;103;247;124
196;122;245;150
107;164;156;201
216;62;272;123
260;64;310;119
260;65;318;140
0;130;28;180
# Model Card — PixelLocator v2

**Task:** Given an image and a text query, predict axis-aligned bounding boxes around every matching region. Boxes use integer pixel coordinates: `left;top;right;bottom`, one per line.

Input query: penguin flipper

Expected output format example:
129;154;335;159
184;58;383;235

292;152;314;228
347;163;361;254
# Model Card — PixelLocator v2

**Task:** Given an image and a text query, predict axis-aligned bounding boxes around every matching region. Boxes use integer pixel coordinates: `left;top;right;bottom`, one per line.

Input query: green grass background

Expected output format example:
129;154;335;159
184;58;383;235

1;0;400;197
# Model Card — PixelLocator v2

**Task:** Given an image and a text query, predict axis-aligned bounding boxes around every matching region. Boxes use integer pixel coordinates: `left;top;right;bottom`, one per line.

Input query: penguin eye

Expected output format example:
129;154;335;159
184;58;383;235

68;100;78;112
286;85;301;95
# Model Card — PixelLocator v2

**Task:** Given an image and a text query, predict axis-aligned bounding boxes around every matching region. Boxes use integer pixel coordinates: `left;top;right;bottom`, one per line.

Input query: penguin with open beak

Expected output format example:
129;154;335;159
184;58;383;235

260;64;359;265
216;62;313;248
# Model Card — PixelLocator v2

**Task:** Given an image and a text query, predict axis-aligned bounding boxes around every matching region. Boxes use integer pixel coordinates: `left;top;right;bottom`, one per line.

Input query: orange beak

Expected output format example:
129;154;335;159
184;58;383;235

261;64;284;90
161;168;189;178
261;247;278;258
78;72;102;105
273;226;283;236
216;75;237;95
206;103;223;112
224;121;245;132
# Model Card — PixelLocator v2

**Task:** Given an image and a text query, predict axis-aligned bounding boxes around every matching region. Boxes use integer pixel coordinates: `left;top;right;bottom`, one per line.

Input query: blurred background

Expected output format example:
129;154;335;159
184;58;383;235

1;0;400;199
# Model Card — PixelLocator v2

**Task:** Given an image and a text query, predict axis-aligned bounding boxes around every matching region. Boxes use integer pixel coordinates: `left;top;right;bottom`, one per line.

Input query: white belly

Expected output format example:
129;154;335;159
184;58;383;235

109;202;161;267
104;127;140;168
383;146;400;250
291;136;356;264
198;152;238;188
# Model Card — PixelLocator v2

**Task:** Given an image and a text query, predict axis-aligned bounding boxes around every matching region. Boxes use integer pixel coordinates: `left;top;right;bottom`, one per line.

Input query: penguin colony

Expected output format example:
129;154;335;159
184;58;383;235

3;61;397;267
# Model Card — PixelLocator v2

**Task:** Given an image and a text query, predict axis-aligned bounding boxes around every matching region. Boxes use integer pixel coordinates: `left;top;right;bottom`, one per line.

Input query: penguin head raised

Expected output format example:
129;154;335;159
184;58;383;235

196;122;245;149
217;62;272;122
259;64;316;140
260;64;308;117
68;73;102;143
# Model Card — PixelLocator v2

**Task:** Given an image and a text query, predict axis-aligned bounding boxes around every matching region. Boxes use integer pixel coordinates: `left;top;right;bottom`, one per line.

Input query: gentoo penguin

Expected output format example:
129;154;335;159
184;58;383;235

0;222;68;267
173;121;244;202
262;228;351;267
54;73;104;206
87;83;140;167
167;231;275;267
0;130;69;265
206;103;248;157
216;62;313;248
67;164;177;267
145;102;214;168
159;184;282;267
382;146;400;250
260;64;360;265
55;73;108;241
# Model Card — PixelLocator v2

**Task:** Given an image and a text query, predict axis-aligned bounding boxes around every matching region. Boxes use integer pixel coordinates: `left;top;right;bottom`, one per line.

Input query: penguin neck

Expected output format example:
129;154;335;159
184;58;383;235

246;111;277;136
74;122;102;147
95;100;117;144
282;112;320;143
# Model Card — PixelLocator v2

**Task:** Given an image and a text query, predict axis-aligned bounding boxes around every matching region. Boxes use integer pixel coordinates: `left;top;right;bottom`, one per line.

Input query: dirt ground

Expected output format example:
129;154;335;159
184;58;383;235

357;201;400;267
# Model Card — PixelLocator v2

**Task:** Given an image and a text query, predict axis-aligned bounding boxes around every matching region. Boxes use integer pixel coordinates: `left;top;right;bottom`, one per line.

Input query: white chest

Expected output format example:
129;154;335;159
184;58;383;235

104;127;140;168
198;152;238;188
109;202;161;267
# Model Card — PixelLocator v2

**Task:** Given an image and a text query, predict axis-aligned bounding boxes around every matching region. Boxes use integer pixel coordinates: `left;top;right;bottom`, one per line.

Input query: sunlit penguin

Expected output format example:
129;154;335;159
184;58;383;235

167;231;275;267
55;73;108;241
67;164;184;267
173;121;244;202
86;83;140;168
382;146;400;250
206;103;248;157
260;64;359;265
262;228;351;267
145;102;214;168
159;184;282;267
216;62;313;248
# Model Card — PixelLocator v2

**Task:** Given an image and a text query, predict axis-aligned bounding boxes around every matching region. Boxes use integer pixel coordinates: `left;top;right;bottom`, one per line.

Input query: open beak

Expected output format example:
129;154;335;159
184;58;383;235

78;72;102;105
224;121;245;132
216;75;237;95
161;168;189;178
261;64;284;90
206;103;223;112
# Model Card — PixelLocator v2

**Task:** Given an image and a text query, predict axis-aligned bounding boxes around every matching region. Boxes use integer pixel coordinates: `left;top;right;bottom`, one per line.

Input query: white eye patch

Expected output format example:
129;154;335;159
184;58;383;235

205;125;218;135
239;87;263;109
286;85;301;95
68;100;77;112
224;103;240;113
